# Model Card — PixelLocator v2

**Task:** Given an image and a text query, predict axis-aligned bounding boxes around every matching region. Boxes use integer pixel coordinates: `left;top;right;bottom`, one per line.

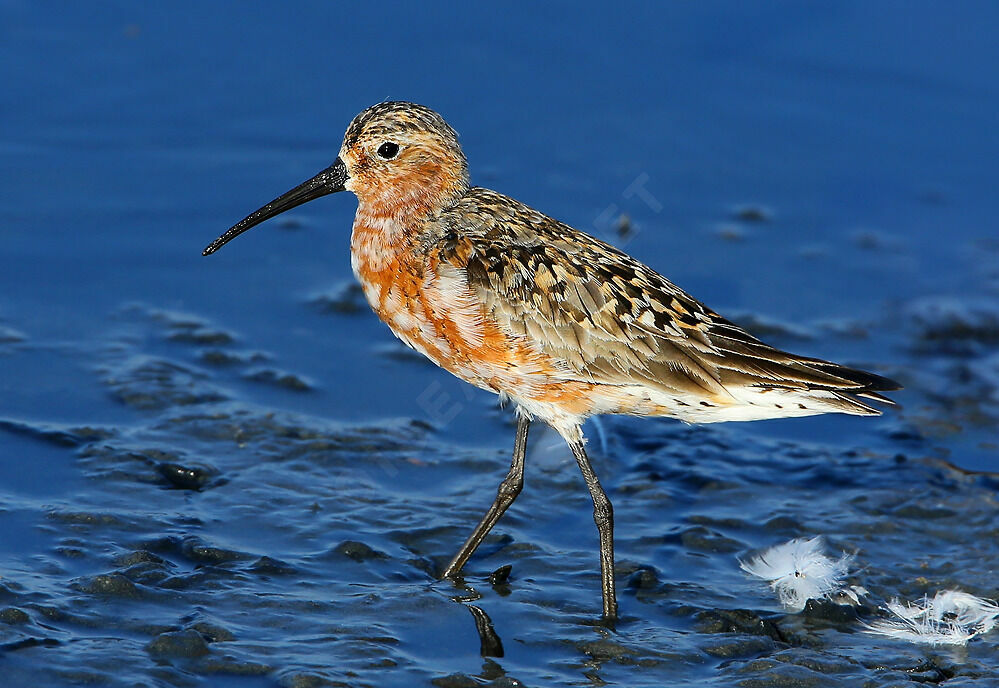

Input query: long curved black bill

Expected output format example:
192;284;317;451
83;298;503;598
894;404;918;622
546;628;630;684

202;157;348;256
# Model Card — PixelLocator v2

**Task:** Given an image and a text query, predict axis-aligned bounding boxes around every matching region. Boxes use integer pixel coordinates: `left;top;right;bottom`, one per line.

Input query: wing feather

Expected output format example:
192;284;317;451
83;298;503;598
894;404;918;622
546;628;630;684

434;188;900;411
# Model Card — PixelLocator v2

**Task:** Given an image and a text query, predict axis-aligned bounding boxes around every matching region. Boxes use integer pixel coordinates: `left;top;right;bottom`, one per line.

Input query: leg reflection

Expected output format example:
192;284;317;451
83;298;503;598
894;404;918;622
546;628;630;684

466;604;504;657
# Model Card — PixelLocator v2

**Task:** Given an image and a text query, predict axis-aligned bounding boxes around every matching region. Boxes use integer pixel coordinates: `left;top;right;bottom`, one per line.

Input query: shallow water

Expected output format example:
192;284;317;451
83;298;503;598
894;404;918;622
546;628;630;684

2;2;998;686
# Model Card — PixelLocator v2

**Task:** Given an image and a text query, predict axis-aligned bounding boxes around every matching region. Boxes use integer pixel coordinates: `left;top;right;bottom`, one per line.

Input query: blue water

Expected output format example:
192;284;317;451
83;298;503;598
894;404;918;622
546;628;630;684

1;2;998;686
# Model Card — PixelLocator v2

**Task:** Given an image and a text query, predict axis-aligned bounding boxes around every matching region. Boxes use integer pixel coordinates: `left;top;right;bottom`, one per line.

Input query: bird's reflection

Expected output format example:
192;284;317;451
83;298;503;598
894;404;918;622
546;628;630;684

466;604;504;657
444;568;508;658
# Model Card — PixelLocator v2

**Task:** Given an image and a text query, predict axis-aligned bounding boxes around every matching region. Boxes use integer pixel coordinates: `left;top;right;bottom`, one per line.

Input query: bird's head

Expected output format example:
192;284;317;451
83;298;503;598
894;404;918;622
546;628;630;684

203;101;468;256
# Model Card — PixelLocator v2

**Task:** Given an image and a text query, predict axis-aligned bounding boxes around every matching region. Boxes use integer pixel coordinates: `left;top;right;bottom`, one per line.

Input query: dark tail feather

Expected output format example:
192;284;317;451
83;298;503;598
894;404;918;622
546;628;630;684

809;361;902;393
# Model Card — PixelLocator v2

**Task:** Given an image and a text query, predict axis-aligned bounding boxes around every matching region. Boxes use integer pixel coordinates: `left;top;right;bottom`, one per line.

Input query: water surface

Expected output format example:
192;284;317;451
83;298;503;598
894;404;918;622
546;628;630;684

1;2;997;686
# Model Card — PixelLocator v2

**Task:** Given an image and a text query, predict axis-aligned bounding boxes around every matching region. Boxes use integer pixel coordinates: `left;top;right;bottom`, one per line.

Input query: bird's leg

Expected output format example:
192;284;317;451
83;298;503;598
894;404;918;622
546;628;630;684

442;415;530;579
568;436;617;621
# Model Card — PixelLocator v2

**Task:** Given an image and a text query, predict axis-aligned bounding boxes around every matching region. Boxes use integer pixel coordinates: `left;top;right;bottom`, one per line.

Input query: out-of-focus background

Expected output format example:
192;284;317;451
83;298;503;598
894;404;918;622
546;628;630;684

1;3;997;686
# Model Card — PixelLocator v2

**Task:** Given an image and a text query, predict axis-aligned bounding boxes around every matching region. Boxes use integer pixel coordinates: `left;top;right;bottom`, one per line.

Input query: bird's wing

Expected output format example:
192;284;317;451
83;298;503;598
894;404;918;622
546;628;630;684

435;188;899;407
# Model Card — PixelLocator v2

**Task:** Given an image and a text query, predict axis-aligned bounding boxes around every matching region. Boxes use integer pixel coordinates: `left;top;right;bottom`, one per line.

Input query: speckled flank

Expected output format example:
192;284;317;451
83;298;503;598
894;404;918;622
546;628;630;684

341;101;899;438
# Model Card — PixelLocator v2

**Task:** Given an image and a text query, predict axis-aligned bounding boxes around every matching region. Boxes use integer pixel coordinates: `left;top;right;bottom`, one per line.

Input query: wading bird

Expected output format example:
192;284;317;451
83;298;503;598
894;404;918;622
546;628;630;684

204;102;899;620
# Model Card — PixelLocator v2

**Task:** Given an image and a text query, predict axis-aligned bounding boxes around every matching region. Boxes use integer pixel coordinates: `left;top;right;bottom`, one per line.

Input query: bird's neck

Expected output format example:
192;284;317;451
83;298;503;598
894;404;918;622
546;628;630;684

350;208;411;270
349;169;468;305
349;206;430;339
351;156;469;228
349;177;465;265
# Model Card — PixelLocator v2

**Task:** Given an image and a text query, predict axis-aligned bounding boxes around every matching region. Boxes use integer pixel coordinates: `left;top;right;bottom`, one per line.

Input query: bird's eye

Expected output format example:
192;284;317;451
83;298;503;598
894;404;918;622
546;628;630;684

377;142;400;160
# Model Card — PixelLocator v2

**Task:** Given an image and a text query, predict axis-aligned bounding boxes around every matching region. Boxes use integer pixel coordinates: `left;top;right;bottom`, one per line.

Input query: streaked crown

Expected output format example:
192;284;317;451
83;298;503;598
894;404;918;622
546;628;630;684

340;101;470;216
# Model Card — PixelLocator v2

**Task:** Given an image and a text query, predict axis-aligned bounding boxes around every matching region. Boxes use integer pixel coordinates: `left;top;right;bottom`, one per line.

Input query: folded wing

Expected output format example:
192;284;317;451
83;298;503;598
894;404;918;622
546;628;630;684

436;188;900;418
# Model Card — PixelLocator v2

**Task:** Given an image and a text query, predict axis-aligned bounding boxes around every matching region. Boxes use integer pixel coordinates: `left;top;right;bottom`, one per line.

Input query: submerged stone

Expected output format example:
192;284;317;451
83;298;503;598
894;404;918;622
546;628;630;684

0;607;30;625
157;461;218;490
146;629;210;658
78;574;141;599
333;540;388;562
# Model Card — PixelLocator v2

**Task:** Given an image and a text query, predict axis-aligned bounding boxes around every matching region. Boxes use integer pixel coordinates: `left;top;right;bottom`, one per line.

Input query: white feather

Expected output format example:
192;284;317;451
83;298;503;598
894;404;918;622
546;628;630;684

740;536;853;611
865;590;999;646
